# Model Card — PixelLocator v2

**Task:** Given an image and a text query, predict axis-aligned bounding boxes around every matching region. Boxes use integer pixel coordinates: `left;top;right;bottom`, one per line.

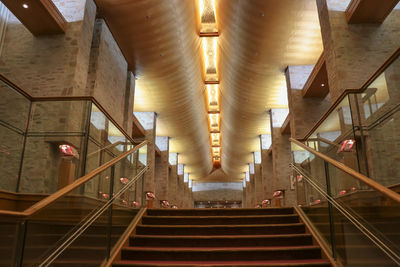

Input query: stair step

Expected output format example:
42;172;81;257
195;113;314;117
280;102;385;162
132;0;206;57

113;259;331;266
136;223;306;236
131;234;313;247
147;208;294;216
141;214;299;225
120;246;323;261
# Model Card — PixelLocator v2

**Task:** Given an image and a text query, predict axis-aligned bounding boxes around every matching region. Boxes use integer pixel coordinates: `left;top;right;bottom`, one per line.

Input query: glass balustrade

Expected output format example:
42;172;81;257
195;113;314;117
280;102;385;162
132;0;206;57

0;78;137;208
304;50;400;188
292;142;400;266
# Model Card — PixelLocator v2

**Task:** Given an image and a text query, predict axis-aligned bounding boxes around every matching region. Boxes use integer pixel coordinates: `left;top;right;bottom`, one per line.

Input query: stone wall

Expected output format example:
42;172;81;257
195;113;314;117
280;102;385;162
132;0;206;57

317;0;400;102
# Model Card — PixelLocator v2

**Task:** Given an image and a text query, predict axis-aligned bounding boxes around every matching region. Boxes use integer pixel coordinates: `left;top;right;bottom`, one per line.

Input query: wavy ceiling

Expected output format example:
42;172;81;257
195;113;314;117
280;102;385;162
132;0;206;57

95;0;323;181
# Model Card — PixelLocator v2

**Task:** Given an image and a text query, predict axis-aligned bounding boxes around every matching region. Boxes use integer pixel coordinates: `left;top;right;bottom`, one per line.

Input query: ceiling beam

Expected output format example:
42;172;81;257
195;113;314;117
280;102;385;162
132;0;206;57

2;0;67;35
346;0;400;24
302;52;329;98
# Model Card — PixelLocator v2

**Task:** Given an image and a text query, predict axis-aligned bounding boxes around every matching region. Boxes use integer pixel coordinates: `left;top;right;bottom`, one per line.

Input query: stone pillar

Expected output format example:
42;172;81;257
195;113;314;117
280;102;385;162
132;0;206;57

177;173;184;208
254;163;263;205
261;149;273;204
271;123;295;207
168;164;178;207
285;66;331;140
155;136;169;208
317;0;400;103
134;112;157;208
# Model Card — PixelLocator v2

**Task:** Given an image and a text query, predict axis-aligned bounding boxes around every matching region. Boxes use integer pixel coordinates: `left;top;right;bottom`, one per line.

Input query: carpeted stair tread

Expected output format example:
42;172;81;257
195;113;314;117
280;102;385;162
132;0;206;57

141;214;300;225
146;208;295;216
113;259;331;266
137;223;305;228
133;233;313;239
122;245;321;252
130;233;314;247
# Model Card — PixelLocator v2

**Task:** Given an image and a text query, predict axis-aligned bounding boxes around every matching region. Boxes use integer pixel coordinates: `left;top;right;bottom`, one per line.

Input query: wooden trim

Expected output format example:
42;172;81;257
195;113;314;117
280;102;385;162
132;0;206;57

290;138;400;204
199;32;219;37
346;0;400;24
102;208;147;267
205;81;219;84
294;206;340;267
301;52;329;98
0;141;148;218
132;114;146;138
280;114;291;135
301;47;400;140
155;144;161;157
40;0;67;32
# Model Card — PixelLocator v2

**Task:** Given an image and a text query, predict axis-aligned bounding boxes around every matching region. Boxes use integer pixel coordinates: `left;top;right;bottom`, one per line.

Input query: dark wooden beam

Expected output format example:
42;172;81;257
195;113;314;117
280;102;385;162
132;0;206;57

346;0;400;24
199;32;219;37
302;52;330;98
155;144;161;157
132;114;146;138
2;0;67;35
280;114;291;135
205;81;219;84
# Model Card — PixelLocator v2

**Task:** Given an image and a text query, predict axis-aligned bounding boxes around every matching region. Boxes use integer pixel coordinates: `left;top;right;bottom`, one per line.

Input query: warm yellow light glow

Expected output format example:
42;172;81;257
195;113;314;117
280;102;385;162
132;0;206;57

212;147;220;156
206;84;219;111
208;113;220;132
198;0;217;33
211;133;220;146
202;37;218;81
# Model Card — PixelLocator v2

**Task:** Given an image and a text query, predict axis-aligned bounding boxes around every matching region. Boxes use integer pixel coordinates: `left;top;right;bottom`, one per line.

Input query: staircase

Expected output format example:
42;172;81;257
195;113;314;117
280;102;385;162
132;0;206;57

113;208;331;266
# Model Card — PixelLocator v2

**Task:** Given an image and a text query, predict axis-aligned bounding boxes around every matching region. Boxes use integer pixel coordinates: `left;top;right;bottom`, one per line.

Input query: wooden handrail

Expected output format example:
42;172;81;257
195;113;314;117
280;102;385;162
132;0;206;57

290;138;400;204
301;47;400;141
0;141;148;218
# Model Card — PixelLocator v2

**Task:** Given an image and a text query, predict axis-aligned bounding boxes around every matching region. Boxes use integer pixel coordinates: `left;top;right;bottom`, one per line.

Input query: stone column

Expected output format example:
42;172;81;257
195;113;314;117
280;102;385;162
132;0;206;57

261;148;273;205
270;110;295;207
168;164;178;207
254;163;263;205
134;112;157;208
285;66;331;140
317;0;400;103
155;136;169;208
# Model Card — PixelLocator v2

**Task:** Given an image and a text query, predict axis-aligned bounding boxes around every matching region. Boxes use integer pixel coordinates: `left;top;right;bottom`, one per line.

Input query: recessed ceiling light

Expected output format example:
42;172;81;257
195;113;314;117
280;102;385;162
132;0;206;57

321;83;325;87
208;51;213;56
22;3;29;8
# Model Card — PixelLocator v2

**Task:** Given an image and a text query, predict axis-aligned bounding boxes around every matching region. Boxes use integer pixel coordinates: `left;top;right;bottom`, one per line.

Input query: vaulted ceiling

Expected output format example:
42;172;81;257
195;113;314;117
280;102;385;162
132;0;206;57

95;0;323;181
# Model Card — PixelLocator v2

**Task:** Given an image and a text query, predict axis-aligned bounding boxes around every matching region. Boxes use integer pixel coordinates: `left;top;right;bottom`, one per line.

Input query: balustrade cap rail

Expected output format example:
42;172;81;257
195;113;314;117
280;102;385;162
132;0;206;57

0;141;148;218
290;138;400;204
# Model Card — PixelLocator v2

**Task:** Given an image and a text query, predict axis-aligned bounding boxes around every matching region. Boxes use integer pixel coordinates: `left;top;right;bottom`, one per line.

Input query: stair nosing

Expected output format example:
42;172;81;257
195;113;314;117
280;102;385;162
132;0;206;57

132;233;312;239
137;223;305;228
121;245;322;252
142;214;299;219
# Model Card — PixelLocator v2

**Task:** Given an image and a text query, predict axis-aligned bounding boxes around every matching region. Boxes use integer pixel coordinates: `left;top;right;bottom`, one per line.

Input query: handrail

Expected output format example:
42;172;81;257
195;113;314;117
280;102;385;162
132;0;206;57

290;138;400;204
301;47;400;141
0;141;148;218
0;73;143;144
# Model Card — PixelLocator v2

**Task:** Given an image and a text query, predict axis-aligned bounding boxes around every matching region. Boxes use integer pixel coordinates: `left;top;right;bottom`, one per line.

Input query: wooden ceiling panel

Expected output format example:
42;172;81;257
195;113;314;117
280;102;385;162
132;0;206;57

95;0;212;179
2;0;66;35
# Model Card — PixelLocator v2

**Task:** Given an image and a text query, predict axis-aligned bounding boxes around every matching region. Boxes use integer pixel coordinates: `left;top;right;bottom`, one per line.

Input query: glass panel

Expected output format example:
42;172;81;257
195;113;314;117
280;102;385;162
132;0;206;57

0;82;30;193
87;104;131;173
22;168;111;266
0;220;20;267
18;135;84;194
306;96;359;171
293;144;400;266
327;163;400;262
22;144;146;266
350;54;400;187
